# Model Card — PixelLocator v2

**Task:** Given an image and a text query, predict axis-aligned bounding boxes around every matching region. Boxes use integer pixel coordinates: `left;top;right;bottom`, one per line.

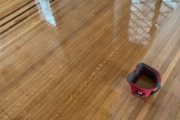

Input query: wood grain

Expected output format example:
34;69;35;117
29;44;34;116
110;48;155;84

0;0;180;120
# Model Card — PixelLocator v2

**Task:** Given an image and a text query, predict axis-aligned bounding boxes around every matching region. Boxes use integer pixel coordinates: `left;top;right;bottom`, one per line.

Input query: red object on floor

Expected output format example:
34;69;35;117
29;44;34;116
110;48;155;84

127;63;161;97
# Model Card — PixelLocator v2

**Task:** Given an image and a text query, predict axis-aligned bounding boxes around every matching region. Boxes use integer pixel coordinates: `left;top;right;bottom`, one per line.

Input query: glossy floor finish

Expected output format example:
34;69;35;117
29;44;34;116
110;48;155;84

0;0;180;120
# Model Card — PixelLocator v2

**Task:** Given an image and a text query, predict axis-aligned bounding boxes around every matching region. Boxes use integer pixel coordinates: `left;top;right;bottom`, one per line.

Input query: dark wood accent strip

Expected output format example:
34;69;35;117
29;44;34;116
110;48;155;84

0;0;55;35
0;0;34;20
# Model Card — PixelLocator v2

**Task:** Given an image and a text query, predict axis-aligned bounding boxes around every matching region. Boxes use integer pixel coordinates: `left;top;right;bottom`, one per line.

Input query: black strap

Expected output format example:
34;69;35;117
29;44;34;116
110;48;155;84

150;82;161;95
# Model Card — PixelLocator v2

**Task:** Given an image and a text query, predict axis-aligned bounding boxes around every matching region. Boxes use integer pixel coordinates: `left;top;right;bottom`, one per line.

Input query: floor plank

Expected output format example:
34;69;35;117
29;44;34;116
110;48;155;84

0;0;180;120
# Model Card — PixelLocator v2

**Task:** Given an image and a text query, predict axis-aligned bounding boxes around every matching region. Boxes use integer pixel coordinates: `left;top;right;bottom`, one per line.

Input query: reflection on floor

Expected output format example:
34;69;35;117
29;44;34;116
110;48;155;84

0;0;180;120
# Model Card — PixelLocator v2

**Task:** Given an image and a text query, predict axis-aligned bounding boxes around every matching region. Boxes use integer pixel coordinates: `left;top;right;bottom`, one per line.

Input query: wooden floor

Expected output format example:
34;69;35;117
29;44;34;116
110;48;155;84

0;0;180;120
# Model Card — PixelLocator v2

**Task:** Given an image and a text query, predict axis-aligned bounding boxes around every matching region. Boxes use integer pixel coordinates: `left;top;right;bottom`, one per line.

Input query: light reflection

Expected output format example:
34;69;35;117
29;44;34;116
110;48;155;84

36;0;56;26
163;0;179;8
127;0;179;45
